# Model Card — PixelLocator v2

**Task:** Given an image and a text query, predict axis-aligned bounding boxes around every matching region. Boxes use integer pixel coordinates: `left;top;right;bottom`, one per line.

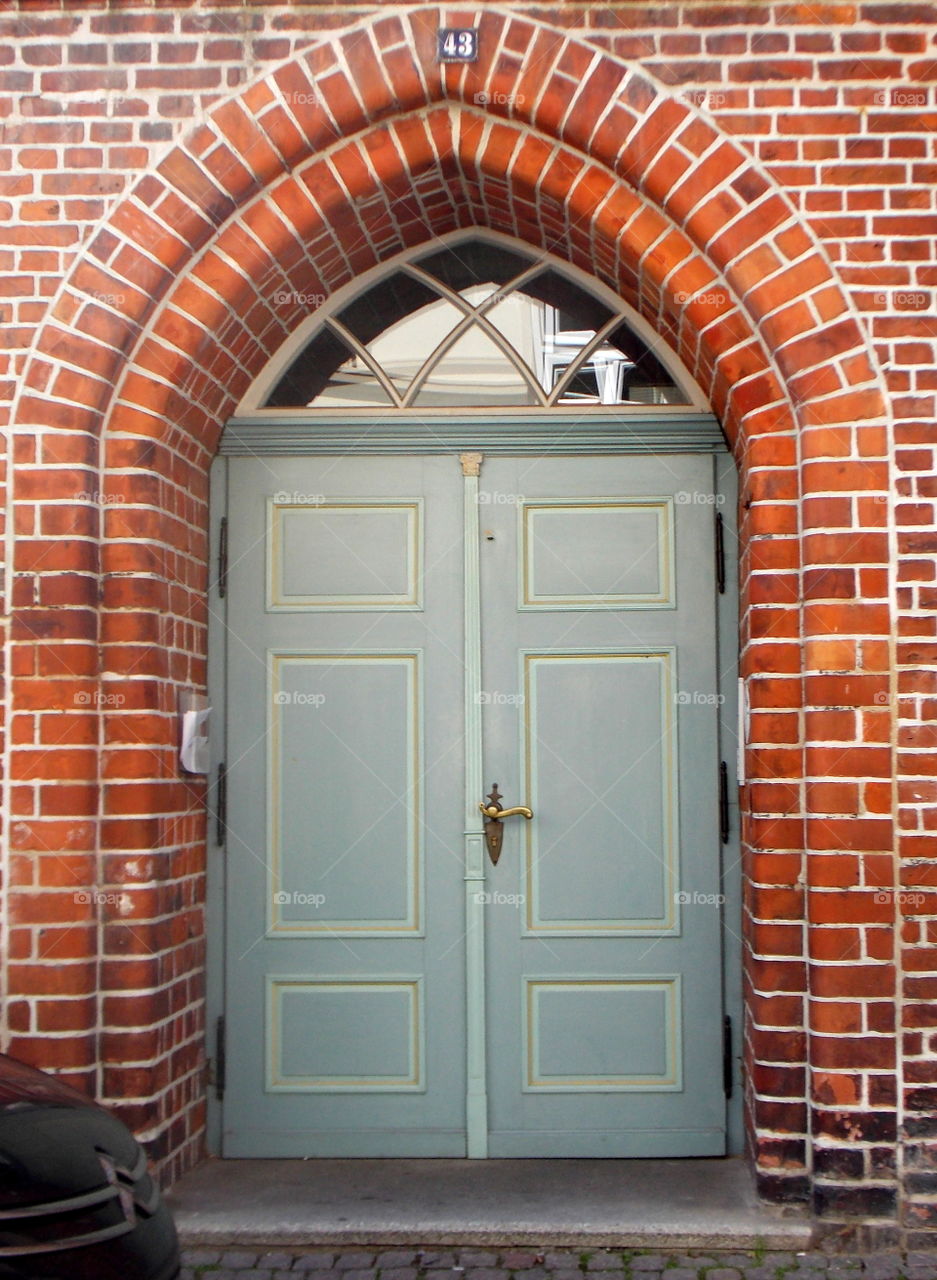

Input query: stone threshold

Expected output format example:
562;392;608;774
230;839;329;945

166;1156;812;1251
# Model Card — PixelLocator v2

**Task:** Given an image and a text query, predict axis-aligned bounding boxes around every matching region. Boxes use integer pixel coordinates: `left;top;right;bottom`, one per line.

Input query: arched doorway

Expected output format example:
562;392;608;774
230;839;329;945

4;6;893;1203
210;232;740;1158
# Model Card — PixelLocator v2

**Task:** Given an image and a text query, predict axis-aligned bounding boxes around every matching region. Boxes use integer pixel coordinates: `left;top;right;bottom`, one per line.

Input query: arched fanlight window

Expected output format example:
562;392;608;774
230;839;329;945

254;238;697;412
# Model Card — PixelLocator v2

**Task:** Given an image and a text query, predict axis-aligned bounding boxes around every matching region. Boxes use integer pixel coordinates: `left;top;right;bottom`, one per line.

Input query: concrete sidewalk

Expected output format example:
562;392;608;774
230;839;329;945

167;1157;810;1251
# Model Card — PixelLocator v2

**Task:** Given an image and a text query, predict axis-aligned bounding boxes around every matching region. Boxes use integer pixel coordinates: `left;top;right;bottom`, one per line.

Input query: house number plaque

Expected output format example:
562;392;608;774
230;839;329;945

437;28;479;62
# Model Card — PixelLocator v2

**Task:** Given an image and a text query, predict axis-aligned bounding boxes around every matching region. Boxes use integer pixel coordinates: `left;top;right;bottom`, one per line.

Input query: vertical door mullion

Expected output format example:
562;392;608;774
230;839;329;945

461;452;488;1157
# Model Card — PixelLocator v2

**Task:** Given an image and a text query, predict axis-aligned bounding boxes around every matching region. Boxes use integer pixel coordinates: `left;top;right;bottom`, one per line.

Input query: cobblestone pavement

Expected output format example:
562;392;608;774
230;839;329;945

180;1246;937;1280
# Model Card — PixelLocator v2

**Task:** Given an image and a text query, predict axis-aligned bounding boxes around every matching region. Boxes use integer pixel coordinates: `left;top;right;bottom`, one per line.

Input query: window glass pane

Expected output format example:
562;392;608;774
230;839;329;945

414;242;536;292
605;322;690;404
312;360;395;407
261;243;693;411
266;326;395;408
336;272;445;347
411;328;541;407
461;284;500;307
521;269;614;333
478;292;545;375
367;294;466;394
555;365;601;403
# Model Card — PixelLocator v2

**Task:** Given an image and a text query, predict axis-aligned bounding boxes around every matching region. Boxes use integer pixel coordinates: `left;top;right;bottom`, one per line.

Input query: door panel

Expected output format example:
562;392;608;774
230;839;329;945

520;500;674;608
223;457;466;1156
271;653;421;931
480;456;725;1155
222;451;726;1157
522;650;677;932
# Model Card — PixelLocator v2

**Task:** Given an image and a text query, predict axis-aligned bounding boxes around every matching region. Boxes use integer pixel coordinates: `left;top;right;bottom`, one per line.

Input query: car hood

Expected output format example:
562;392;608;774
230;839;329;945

0;1054;97;1112
0;1056;140;1211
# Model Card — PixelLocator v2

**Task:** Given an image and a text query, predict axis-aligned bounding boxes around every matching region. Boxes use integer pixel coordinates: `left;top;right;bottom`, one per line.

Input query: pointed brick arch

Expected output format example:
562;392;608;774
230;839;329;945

8;8;894;1203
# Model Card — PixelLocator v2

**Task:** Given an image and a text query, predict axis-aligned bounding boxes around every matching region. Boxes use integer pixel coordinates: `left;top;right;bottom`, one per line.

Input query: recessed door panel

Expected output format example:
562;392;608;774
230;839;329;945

270;653;421;933
268;978;423;1091
524;978;680;1090
520;500;673;608
523;651;677;933
269;500;422;609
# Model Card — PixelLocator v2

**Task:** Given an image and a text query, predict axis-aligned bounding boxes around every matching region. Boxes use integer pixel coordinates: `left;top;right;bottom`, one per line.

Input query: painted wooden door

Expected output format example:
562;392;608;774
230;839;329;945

221;452;726;1156
222;456;467;1155
478;457;725;1156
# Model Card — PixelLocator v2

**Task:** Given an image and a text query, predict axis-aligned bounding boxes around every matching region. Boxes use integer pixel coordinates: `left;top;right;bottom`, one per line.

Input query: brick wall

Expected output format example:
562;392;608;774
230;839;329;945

0;0;935;1241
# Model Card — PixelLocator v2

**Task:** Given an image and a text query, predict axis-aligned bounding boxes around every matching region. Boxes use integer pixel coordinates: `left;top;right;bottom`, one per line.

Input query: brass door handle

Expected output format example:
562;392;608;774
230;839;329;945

479;803;533;821
479;784;533;865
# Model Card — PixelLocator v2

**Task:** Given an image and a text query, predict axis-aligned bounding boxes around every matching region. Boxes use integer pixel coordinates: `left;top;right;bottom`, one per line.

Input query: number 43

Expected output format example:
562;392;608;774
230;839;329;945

438;28;478;62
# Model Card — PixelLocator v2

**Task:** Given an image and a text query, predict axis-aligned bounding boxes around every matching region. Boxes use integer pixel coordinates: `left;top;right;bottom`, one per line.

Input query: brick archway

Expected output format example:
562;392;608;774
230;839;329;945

7;8;893;1213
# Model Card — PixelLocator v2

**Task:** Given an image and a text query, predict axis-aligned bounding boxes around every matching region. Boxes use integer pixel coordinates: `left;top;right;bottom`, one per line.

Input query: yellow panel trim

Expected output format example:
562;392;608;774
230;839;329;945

520;499;674;609
269;651;422;935
523;650;677;935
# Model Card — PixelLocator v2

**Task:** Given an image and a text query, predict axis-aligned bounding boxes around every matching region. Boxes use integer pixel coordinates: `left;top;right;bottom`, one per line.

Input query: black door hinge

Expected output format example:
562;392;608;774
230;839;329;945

214;1015;226;1100
217;516;228;598
719;760;729;845
723;1014;733;1098
714;511;725;595
215;762;227;846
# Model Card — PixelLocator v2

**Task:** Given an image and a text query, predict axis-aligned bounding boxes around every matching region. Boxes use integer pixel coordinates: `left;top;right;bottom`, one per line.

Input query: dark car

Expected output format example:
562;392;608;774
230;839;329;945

0;1052;180;1280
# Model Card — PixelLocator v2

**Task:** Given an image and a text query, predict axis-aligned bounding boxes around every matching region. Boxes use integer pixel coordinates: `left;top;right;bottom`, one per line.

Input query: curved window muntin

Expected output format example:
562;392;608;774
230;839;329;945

237;230;708;416
401;262;542;407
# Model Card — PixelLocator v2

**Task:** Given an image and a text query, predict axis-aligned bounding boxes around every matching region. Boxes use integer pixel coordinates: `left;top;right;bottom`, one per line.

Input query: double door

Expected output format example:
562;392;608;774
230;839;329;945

221;452;726;1157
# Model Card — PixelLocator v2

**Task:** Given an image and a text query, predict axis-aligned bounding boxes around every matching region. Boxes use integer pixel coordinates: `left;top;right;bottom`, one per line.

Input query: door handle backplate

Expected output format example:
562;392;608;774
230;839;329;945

479;783;533;865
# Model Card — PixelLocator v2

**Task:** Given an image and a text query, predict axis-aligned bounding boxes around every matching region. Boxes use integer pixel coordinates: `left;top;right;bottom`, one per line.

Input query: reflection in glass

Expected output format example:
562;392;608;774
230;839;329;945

336;272;441;347
523;269;615;333
483;292;544;372
414;241;536;292
367;294;467;395
263;241;692;409
266;326;361;407
411;329;540;407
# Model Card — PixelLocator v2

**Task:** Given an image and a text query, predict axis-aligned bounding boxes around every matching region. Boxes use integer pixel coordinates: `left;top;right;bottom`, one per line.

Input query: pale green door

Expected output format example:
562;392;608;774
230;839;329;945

479;456;725;1155
221;451;726;1156
222;456;467;1155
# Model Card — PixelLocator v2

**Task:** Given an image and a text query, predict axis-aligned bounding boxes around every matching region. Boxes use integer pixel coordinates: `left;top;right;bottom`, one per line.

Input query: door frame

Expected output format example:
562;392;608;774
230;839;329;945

204;439;742;1158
